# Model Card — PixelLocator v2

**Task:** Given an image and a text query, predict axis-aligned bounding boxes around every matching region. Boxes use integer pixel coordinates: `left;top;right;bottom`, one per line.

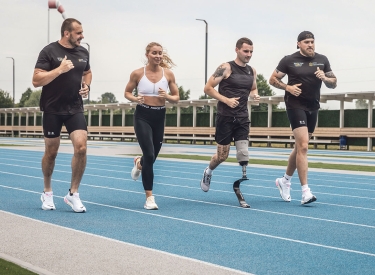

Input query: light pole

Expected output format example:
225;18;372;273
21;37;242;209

82;42;90;104
6;57;15;105
196;19;208;113
196;19;208;96
48;0;67;43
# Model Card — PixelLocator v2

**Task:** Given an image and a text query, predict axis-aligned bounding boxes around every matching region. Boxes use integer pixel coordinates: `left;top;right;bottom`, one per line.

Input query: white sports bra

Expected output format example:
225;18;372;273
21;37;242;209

137;67;169;97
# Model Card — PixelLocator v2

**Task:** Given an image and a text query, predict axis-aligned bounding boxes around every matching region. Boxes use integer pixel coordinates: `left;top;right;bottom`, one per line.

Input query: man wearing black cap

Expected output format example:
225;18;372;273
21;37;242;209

269;31;337;205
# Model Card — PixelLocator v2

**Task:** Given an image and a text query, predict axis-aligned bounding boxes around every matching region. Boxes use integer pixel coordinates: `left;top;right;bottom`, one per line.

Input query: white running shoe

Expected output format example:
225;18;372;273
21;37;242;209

41;191;56;210
275;178;291;202
64;191;86;212
131;157;141;181
200;168;211;192
301;188;317;205
144;196;158;210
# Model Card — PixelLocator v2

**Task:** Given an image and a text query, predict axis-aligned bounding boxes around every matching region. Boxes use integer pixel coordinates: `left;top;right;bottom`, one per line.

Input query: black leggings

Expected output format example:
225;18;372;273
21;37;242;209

134;104;166;191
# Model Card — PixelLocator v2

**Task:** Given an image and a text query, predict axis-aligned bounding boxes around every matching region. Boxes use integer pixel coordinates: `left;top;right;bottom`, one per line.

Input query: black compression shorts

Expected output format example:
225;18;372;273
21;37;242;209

42;112;87;138
215;115;250;145
286;109;318;133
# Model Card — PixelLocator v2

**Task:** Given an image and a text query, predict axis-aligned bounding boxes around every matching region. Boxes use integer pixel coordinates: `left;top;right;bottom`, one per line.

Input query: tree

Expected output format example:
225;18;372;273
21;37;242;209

0;89;13;108
167;85;191;114
99;92;118;104
178;85;190;100
252;74;277;111
355;99;368;109
24;90;42;107
19;88;33;107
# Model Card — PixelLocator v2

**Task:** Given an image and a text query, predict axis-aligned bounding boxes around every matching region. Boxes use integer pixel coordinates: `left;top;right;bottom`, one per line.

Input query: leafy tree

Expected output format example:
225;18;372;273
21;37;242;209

178;85;190;100
252;74;277;111
0;89;13;108
19;88;33;107
355;99;368;109
166;85;191;114
99;92;118;104
83;98;99;105
24;90;42;107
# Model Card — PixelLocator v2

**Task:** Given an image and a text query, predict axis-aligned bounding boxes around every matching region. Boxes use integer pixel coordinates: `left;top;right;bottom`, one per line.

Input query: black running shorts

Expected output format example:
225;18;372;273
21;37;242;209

286;109;318;133
215;115;250;145
42;112;87;138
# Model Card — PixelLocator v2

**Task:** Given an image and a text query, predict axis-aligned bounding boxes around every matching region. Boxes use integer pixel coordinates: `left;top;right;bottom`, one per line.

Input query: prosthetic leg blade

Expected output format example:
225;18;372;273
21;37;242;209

233;177;250;208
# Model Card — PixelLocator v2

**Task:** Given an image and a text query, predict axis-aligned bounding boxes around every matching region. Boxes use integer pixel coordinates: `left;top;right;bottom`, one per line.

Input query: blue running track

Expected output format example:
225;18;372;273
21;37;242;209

0;139;374;274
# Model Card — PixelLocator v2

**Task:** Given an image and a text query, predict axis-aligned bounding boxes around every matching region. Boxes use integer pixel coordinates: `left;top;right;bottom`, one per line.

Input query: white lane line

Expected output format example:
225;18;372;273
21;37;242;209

1;160;375;198
0;187;374;259
2;152;374;185
1;181;375;230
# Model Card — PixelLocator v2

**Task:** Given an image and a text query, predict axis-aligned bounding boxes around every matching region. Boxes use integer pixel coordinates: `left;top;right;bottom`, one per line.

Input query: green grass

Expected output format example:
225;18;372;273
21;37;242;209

157;154;375;172
0;144;20;146
0;258;37;275
308;153;375;160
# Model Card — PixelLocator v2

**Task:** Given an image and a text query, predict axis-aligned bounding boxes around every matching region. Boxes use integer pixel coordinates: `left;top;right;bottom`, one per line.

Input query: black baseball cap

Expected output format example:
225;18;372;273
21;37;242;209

297;31;314;49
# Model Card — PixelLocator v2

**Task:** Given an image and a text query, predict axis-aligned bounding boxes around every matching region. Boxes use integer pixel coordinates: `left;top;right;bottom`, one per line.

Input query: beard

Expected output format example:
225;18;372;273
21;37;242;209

301;47;315;57
68;35;80;48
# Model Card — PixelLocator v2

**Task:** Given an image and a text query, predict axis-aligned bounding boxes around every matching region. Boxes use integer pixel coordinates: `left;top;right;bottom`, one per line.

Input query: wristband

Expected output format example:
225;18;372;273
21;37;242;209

86;84;90;91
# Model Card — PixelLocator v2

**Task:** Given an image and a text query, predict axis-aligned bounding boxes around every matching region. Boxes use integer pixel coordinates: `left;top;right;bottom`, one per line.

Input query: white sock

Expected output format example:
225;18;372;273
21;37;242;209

283;173;292;184
301;184;309;192
44;191;53;195
205;167;213;175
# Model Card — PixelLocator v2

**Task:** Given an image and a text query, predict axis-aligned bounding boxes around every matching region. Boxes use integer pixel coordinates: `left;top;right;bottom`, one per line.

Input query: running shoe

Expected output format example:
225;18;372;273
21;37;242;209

41;191;56;210
144;196;158;210
64;191;86;212
301;188;317;205
275;178;291;202
131;156;141;181
200;168;211;192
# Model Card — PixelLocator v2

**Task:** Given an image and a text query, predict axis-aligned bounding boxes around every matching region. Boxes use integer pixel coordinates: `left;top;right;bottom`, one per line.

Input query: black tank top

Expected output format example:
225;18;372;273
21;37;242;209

217;61;254;117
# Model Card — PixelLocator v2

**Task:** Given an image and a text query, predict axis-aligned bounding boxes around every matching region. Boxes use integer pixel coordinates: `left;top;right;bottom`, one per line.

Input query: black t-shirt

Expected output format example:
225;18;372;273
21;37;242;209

276;51;332;111
35;41;90;114
217;61;254;117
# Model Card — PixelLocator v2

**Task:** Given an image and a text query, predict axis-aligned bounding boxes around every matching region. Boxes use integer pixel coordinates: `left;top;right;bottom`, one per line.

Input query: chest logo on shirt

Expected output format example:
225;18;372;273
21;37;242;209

293;63;303;67
78;59;87;62
57;57;63;61
309;62;324;67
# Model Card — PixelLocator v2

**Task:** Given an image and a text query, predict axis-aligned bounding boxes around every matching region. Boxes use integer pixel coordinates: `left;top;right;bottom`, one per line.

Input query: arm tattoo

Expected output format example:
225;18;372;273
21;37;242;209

325;71;336;78
324;71;337;89
213;65;225;79
271;77;287;90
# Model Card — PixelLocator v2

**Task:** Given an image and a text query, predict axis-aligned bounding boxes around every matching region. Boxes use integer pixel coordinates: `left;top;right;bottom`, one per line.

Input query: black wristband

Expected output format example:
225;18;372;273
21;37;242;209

86;84;90;91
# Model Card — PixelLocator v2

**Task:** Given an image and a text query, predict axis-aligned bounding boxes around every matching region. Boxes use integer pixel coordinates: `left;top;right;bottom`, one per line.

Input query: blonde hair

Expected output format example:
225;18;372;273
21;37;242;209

145;42;176;69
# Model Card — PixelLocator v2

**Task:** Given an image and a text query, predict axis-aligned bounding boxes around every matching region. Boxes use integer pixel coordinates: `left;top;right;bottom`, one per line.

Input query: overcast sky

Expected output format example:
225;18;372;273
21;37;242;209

1;0;374;109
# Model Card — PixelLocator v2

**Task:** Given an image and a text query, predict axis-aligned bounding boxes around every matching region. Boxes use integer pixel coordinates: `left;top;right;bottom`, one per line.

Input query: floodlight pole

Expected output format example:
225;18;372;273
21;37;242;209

6;57;15;105
196;19;208;95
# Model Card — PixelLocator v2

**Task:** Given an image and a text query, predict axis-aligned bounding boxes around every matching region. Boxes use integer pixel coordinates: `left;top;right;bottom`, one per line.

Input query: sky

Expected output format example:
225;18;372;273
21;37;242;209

0;0;374;109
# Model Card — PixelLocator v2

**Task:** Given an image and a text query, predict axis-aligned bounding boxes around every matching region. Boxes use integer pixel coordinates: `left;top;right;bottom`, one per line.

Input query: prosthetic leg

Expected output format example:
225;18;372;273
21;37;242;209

233;140;250;208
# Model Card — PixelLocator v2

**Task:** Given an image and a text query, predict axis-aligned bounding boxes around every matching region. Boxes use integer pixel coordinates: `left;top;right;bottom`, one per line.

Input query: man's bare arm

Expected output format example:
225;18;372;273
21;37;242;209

213;64;226;79
269;69;287;90
323;71;337;89
32;55;73;87
203;63;239;108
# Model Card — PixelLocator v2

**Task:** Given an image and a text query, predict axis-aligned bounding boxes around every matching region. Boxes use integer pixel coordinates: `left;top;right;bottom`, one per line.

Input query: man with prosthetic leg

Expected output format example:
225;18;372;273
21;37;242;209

233;140;251;207
200;37;260;207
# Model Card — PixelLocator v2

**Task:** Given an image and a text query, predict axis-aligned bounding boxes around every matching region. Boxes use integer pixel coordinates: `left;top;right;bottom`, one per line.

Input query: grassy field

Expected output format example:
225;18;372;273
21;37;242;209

158;154;375;173
0;258;37;275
